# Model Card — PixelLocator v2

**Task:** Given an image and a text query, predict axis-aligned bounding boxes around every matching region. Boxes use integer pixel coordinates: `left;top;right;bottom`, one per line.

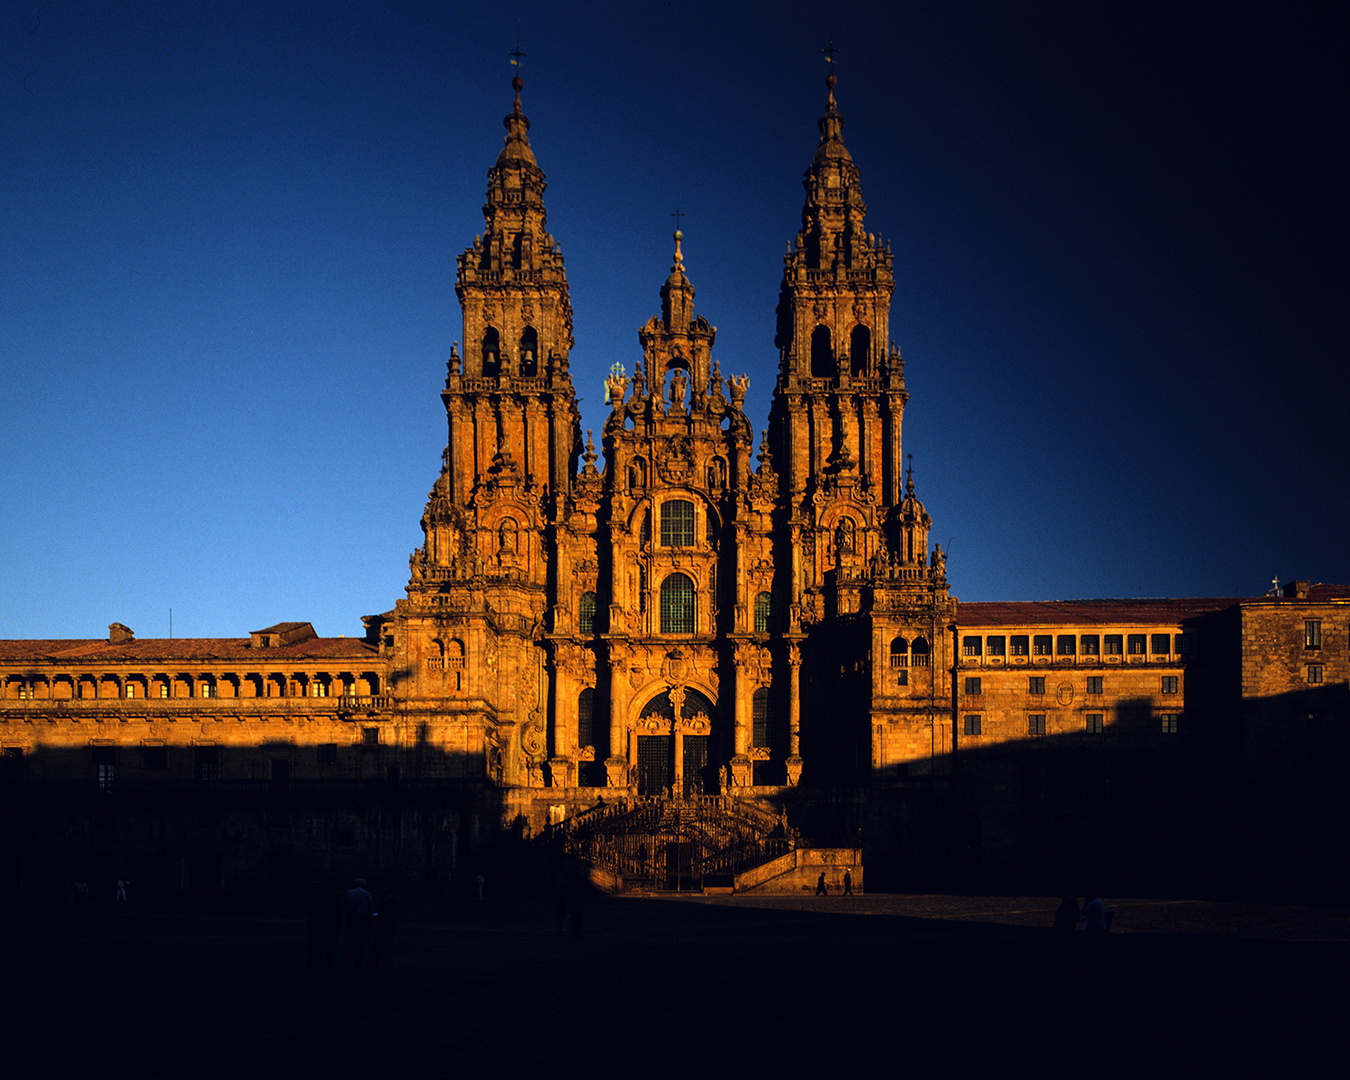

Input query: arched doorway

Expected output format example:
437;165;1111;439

635;687;718;798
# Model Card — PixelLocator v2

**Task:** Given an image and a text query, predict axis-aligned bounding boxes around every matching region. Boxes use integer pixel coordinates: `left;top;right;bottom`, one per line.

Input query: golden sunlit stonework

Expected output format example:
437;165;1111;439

1;72;1345;895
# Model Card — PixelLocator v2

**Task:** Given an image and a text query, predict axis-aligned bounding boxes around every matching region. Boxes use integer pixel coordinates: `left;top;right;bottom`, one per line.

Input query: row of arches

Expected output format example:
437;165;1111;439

481;326;540;378
2;671;382;701
810;323;871;379
888;637;932;669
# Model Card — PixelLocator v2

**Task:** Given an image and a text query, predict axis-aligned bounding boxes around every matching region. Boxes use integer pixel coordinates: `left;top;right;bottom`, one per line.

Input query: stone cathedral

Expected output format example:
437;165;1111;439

3;66;1343;896
390;66;951;813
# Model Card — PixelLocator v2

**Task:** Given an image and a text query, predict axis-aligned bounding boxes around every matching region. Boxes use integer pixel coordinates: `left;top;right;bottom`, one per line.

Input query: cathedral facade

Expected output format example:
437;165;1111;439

385;67;952;818
1;71;1345;895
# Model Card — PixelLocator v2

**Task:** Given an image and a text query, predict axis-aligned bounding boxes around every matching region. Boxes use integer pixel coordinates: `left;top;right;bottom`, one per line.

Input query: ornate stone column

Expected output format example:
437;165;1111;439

729;641;753;789
786;642;803;785
605;642;629;788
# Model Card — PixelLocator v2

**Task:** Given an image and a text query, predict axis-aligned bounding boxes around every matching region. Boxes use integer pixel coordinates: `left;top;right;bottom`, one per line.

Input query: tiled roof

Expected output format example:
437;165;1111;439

0;638;379;664
957;597;1240;628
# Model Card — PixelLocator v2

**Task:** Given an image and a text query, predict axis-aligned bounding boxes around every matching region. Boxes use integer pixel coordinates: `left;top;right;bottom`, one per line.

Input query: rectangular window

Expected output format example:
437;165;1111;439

1160;714;1180;734
1104;635;1123;655
963;714;982;736
660;499;695;547
362;727;380;747
1161;676;1179;694
1307;665;1324;684
18;687;33;700
1305;620;1322;650
195;747;219;782
1033;635;1053;656
964;677;982;696
141;745;168;770
311;682;328;698
962;636;982;657
1010;635;1029;656
1127;634;1146;655
1151;634;1171;655
986;636;1006;656
1085;713;1104;734
1028;714;1047;736
317;743;338;764
1029;676;1045;695
199;683;214;698
159;683;170;698
1176;633;1189;656
124;683;137;699
1081;634;1100;655
1086;676;1103;695
1057;634;1075;656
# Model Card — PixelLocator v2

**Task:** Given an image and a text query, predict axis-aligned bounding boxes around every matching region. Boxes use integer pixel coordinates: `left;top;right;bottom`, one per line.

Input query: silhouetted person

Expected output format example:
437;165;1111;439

474;873;485;901
367;890;401;970
1053;894;1080;964
815;872;828;896
116;879;128;902
342;878;374;972
842;870;854;896
1081;893;1109;965
305;879;341;972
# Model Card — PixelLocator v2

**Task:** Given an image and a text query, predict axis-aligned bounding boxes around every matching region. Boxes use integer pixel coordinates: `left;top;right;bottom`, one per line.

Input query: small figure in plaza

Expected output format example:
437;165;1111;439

815;872;828;896
116;879;128;902
474;873;486;901
1052;893;1080;964
842;869;854;896
1080;893;1110;965
342;877;375;972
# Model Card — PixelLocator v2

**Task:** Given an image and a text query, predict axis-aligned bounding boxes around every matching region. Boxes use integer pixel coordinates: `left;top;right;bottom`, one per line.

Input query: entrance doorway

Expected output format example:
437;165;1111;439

637;735;670;797
682;734;708;797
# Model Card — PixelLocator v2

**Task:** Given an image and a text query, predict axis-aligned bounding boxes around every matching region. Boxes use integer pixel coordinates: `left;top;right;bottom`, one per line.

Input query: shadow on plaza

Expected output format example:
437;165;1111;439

6;890;1343;1080
2;672;1346;904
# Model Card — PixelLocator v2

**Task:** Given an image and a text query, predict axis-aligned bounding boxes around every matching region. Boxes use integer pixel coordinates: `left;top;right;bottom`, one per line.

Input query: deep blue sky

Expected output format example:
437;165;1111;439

3;1;1345;639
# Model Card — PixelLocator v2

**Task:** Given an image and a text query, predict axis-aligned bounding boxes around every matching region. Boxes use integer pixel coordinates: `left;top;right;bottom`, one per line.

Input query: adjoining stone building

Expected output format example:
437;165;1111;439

1;70;1344;896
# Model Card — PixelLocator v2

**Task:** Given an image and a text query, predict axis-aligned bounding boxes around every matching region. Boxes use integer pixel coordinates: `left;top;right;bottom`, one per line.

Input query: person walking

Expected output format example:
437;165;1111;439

815;872;828;896
342;878;375;972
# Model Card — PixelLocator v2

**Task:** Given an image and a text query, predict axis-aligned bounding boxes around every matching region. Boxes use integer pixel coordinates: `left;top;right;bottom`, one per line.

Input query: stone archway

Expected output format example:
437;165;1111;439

634;687;718;798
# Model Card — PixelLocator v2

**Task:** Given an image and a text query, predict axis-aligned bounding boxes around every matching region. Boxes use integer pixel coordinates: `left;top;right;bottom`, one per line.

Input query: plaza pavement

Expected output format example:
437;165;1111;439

4;891;1343;1078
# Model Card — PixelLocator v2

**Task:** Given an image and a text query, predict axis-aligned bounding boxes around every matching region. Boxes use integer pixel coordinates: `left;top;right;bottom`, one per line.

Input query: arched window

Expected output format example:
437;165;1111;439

912;636;931;668
660;573;695;634
577;687;595;748
754;591;774;634
752;687;776;747
810;325;833;377
481;328;501;377
519;326;538;377
661;499;695;547
889;637;909;669
578;591;597;635
850;324;871;377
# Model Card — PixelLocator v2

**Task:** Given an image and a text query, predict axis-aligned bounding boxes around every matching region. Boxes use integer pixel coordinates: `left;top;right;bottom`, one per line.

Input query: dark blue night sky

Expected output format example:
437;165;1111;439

3;1;1344;639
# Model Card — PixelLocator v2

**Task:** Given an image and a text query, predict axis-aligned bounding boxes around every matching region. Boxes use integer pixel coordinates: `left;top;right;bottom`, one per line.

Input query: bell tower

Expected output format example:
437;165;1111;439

444;68;581;514
768;57;908;511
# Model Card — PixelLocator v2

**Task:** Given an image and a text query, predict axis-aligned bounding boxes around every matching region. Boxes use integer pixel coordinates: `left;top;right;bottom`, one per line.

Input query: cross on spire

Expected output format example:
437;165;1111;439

671;209;684;233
